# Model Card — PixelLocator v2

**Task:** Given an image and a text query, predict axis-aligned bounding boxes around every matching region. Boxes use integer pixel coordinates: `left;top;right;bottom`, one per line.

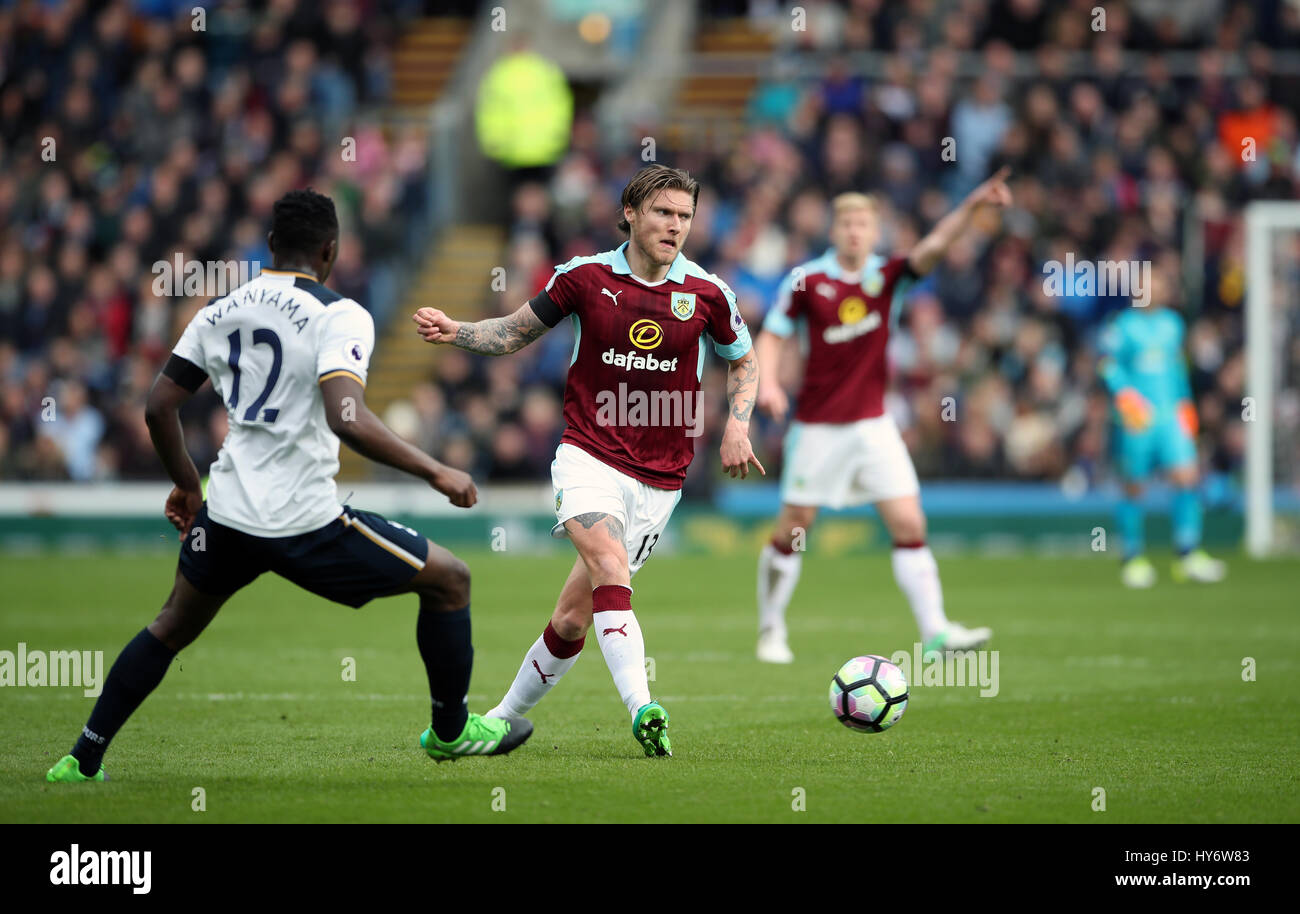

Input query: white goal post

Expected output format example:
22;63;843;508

1244;201;1300;558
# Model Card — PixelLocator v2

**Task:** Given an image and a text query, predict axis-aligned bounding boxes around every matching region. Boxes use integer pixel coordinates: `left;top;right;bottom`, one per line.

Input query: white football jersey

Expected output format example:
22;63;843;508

171;268;374;537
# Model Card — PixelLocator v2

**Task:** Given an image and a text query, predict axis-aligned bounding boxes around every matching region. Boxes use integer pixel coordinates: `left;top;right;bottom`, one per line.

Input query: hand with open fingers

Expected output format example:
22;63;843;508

412;308;460;344
164;485;204;539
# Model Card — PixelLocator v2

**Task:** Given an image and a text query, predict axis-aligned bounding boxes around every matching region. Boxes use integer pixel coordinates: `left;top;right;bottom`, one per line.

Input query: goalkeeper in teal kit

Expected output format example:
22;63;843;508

1097;269;1226;588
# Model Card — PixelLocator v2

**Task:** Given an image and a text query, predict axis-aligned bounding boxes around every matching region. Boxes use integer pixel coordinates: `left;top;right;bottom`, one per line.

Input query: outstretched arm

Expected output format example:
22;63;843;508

721;348;766;479
320;374;477;507
908;166;1013;277
413;303;550;355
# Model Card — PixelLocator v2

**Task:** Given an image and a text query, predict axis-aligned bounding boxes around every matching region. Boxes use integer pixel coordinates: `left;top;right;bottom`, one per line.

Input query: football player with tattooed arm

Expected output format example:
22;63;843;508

414;165;762;757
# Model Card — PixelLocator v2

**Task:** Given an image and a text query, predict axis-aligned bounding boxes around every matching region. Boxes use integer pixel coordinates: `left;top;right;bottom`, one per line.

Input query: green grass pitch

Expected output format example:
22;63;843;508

2;550;1297;823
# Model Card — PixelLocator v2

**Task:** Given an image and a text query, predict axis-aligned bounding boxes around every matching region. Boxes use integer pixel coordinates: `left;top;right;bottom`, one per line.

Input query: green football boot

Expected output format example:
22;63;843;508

922;622;992;655
1171;549;1227;584
1121;555;1157;589
46;755;105;783
420;713;533;762
632;701;671;757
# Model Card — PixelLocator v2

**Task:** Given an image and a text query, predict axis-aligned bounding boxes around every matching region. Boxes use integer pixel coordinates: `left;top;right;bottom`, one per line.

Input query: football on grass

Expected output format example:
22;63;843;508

829;655;909;732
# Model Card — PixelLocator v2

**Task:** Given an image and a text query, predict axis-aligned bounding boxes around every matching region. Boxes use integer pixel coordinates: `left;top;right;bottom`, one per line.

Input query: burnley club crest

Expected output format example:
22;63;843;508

670;292;696;321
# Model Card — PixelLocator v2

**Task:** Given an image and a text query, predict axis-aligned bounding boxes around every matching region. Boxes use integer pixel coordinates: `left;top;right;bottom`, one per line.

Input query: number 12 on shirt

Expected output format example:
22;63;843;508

226;327;283;423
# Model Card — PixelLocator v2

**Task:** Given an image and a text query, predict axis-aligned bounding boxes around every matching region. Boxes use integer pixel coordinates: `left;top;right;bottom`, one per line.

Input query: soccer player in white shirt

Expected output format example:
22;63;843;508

47;189;530;784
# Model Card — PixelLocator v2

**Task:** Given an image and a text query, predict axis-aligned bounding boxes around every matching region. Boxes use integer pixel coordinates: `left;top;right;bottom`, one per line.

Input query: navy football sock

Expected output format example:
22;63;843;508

417;604;473;742
71;628;176;776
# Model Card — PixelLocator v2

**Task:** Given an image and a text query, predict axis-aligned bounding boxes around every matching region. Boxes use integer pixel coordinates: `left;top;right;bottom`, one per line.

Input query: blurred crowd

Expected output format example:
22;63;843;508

4;0;1300;499
444;0;1300;496
0;0;432;480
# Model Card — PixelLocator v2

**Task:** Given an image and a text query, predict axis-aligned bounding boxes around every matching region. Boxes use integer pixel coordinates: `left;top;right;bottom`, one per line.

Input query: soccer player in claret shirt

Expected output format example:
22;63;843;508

1098;264;1226;588
47;189;531;783
753;170;1013;665
414;165;764;757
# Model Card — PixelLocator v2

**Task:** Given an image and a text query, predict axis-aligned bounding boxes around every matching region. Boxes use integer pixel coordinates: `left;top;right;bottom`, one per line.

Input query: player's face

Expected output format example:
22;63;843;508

627;189;694;267
830;207;878;262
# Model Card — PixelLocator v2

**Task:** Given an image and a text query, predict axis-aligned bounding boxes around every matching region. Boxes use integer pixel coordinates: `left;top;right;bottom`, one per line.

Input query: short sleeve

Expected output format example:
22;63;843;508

172;311;205;367
316;302;375;386
882;255;917;309
543;263;583;316
875;255;918;331
762;270;802;338
704;275;752;360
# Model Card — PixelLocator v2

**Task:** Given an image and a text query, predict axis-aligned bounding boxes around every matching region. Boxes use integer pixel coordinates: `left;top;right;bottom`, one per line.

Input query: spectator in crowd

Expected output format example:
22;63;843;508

1;0;432;482
4;0;1300;501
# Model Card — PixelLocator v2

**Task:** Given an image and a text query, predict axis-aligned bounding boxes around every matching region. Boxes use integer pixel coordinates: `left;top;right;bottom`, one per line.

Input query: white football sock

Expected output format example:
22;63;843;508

891;545;948;642
593;587;651;716
757;543;802;640
486;631;582;719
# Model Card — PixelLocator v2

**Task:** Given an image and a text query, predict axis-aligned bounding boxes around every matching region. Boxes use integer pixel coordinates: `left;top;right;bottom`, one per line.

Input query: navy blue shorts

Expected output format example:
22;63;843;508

178;504;429;608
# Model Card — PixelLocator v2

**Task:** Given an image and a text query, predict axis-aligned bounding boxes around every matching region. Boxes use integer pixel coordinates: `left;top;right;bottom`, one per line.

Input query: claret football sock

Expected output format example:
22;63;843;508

417;604;473;742
891;543;948;644
71;627;176;777
592;584;651;716
486;622;584;719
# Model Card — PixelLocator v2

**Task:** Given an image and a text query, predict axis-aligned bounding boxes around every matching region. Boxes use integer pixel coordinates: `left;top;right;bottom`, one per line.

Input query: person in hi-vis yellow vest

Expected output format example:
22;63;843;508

475;40;573;173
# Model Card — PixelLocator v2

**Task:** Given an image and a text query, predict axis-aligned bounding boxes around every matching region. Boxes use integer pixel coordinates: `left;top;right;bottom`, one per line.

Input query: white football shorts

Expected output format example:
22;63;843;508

550;442;682;575
780;414;920;509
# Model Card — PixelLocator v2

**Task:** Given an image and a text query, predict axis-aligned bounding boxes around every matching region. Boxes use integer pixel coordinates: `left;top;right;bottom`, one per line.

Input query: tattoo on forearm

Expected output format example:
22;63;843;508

454;306;548;355
570;512;625;544
727;353;759;422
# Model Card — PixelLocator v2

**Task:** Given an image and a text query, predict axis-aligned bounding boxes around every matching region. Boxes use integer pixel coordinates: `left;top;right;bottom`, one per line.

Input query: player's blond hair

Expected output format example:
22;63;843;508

831;192;879;219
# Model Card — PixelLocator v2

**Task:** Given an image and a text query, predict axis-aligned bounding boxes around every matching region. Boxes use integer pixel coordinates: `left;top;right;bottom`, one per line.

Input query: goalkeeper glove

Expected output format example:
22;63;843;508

1115;388;1153;432
1177;400;1199;437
